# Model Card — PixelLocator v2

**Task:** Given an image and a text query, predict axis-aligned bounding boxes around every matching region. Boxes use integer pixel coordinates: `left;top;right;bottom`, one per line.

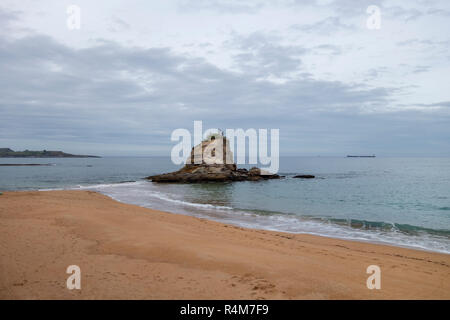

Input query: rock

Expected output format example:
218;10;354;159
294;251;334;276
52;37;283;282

248;167;261;176
147;164;280;183
147;135;280;183
293;175;315;179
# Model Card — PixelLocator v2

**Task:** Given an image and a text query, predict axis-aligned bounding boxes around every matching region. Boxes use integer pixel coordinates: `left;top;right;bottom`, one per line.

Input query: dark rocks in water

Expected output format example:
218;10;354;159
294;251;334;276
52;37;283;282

0;163;52;166
147;164;280;183
293;174;315;179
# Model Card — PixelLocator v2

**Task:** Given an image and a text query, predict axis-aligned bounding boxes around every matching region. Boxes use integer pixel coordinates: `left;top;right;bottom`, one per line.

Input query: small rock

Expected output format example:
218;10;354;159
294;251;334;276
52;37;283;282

293;175;315;179
248;167;261;176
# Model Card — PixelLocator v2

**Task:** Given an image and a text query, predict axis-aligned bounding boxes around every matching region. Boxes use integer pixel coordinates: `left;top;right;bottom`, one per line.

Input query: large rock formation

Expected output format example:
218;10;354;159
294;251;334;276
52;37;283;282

147;134;280;183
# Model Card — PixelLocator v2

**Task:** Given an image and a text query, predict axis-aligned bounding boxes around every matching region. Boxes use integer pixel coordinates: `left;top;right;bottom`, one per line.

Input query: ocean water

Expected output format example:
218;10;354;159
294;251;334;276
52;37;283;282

1;157;449;254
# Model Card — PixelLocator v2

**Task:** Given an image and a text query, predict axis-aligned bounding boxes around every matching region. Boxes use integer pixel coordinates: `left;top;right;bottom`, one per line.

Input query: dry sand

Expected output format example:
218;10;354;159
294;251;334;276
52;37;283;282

0;190;449;299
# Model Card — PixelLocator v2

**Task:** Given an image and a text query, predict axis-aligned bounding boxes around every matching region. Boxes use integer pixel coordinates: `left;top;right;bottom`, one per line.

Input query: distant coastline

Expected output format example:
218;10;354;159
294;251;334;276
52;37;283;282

346;155;376;158
0;148;100;158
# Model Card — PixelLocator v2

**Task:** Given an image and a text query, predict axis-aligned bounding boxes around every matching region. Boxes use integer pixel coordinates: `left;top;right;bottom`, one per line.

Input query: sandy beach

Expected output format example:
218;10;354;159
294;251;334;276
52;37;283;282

0;190;449;299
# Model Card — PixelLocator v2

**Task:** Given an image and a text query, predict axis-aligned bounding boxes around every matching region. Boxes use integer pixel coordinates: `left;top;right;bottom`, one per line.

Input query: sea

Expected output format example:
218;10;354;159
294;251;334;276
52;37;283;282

1;156;449;254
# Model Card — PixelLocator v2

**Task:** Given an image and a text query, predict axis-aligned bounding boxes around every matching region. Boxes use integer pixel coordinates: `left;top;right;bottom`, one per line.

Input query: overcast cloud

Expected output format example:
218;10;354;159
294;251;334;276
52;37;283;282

0;0;449;156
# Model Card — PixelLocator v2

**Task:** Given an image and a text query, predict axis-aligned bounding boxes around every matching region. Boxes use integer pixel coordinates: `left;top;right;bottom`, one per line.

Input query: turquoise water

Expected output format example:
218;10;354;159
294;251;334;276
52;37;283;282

1;157;449;253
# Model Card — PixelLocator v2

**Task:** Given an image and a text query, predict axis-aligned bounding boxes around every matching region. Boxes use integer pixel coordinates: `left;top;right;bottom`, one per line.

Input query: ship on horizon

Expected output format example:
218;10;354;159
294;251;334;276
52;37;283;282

346;154;376;158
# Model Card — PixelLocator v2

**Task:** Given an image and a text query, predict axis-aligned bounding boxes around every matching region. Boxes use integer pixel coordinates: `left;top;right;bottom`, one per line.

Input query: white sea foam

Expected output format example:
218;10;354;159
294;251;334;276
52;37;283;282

38;187;64;191
75;181;143;189
145;191;233;210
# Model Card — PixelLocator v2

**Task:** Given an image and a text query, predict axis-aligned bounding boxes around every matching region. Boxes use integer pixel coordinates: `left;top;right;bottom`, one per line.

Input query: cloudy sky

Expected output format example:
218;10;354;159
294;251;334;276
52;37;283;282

1;0;449;156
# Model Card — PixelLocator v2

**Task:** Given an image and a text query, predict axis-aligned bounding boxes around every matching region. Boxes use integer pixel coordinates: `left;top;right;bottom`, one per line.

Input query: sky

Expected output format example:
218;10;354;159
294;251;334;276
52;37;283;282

0;0;449;156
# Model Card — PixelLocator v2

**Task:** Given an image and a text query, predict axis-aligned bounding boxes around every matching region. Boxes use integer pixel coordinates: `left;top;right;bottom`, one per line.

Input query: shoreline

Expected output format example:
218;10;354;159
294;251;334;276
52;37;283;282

93;181;450;255
101;188;450;256
4;185;448;255
0;190;449;299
